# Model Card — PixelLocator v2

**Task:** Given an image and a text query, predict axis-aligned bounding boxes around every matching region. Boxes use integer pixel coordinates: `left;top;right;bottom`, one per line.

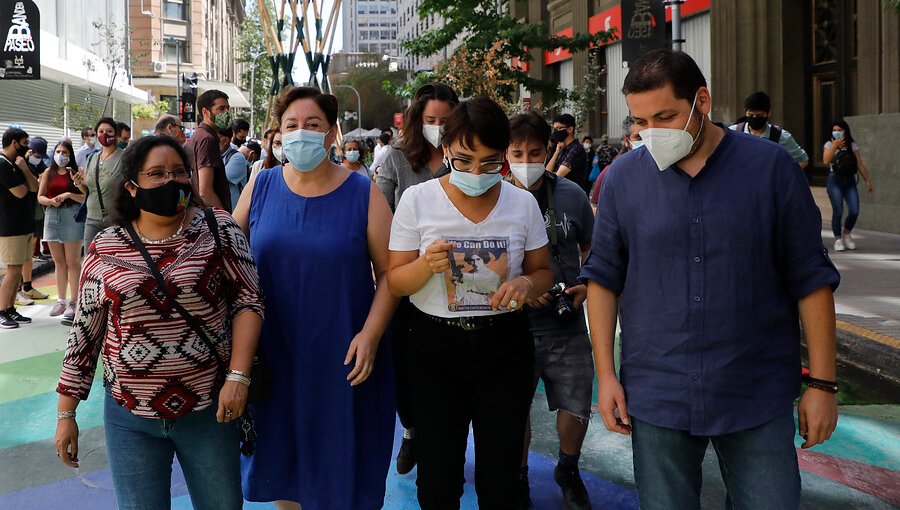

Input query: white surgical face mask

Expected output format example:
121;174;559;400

54;153;70;167
28;155;42;166
422;124;443;149
582;143;592;151
629;140;645;150
638;92;704;171
272;146;284;162
509;162;546;189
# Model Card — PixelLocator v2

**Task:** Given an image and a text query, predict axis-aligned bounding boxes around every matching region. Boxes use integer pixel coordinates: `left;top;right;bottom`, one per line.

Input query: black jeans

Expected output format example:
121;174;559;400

408;307;535;510
391;297;415;430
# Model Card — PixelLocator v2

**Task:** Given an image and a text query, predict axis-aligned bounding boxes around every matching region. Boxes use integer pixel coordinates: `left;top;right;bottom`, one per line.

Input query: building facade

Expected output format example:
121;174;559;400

129;0;250;135
0;0;149;144
342;0;399;56
396;0;459;71
510;0;900;233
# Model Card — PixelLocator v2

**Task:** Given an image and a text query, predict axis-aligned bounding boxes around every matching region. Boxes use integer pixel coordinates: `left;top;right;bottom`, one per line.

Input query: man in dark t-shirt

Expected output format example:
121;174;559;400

185;89;233;211
546;114;589;194
0;128;40;328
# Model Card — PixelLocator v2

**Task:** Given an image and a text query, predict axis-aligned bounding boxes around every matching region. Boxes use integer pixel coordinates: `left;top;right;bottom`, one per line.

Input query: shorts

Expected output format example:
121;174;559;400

43;203;85;243
0;234;35;265
532;330;595;421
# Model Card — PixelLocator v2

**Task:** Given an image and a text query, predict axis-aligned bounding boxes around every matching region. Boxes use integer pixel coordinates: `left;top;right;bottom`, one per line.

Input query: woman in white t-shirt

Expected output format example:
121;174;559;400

823;119;874;252
388;97;553;507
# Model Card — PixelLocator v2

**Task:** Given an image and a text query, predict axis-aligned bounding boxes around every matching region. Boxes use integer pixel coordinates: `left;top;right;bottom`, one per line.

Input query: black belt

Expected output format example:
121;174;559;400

421;310;522;331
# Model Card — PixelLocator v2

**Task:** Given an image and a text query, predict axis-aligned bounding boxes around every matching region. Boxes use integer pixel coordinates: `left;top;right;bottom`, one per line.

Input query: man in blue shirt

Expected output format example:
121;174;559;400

580;50;841;509
729;91;809;168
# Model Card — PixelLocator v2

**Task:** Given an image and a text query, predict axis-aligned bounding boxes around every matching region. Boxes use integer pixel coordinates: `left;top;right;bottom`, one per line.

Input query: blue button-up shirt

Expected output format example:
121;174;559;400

580;125;840;436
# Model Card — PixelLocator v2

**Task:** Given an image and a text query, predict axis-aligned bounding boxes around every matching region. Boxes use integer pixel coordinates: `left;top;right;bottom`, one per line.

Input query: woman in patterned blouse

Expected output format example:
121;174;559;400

53;136;264;510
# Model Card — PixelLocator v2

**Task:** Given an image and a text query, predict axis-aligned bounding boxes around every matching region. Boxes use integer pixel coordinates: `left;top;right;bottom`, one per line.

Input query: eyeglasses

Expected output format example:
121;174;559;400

139;168;192;185
173;124;185;131
447;149;505;174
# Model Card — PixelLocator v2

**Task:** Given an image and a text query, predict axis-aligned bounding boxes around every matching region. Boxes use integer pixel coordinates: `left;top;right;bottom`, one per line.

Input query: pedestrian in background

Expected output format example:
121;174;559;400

388;97;552;508
233;86;397;510
590;116;644;207
376;82;459;475
507;112;595;510
251;128;275;176
154;114;187;144
546;114;590;194
729;91;809;168
371;131;393;175
116;122;131;149
341;138;372;179
250;128;282;180
73;127;99;168
824;119;875;252
0;128;40;329
231;118;250;147
37;140;84;320
595;134;618;170
17;136;51;306
582;49;840;510
72;117;124;249
185;89;233;211
54;135;263;510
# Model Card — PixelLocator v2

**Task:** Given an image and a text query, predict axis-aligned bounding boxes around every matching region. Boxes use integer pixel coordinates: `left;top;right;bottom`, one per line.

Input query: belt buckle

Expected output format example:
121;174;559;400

459;317;478;331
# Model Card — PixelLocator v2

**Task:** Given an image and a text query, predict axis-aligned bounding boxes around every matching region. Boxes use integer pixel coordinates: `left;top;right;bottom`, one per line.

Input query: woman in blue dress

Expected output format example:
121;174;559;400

233;86;398;510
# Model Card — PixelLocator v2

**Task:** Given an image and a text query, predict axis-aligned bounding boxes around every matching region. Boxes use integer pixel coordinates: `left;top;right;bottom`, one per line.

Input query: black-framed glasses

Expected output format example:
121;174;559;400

173;124;185;131
447;149;505;174
139;168;192;185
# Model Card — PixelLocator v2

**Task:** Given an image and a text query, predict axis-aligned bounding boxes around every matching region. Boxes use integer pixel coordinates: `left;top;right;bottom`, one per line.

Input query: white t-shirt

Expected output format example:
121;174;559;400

390;179;549;318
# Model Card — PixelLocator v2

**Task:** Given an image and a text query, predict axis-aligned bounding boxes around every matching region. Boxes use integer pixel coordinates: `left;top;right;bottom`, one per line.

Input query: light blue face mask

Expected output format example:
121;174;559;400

449;168;502;197
832;131;844;140
630;140;645;150
345;150;360;163
282;129;330;172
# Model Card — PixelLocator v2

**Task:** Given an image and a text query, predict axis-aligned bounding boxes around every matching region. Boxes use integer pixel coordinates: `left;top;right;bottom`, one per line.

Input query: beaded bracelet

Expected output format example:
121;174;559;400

57;411;76;421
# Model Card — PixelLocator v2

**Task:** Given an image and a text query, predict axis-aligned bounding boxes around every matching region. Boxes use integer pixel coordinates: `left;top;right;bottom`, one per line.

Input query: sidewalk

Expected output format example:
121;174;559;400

811;186;900;382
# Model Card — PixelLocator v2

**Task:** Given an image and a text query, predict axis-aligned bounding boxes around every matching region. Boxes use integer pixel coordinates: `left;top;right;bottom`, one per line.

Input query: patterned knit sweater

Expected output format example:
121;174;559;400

57;209;264;419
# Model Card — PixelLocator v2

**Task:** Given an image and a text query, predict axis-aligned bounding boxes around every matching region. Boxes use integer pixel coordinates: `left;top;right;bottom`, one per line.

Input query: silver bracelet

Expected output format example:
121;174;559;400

57;411;76;421
227;369;250;378
518;275;535;290
225;373;251;386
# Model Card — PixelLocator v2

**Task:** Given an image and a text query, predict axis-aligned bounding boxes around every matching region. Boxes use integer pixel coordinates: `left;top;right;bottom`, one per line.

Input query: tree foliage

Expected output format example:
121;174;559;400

334;63;408;132
235;3;275;134
403;0;617;99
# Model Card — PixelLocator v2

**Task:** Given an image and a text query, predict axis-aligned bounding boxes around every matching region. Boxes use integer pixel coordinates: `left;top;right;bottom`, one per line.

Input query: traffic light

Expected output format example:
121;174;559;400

180;73;199;123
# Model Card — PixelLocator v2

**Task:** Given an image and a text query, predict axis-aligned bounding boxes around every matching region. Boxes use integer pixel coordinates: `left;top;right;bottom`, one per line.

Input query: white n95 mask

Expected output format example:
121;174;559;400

638;92;704;171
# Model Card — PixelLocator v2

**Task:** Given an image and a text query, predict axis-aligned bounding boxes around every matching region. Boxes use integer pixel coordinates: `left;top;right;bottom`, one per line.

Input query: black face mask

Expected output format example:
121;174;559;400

132;180;193;217
552;129;569;143
233;138;246;146
747;116;768;130
15;142;28;157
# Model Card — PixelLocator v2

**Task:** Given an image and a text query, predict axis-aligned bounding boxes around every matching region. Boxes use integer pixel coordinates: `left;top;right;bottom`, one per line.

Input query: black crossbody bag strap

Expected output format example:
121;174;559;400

123;218;226;379
90;154;108;218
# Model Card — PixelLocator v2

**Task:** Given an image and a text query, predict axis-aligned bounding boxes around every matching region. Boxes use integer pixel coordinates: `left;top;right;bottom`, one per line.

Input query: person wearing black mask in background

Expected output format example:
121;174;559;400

546;114;590;194
729;91;809;168
232;118;251;147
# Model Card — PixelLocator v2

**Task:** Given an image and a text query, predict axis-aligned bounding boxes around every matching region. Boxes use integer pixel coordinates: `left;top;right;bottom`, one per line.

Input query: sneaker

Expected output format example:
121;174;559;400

60;317;74;327
554;465;592;510
834;238;846;252
15;291;34;306
5;308;32;324
518;477;531;510
63;301;76;321
843;232;856;250
396;436;416;475
50;301;67;317
23;287;49;300
0;312;18;329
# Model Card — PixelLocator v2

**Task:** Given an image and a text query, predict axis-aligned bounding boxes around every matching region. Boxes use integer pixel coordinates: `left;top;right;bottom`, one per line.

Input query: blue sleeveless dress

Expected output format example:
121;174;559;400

242;167;396;509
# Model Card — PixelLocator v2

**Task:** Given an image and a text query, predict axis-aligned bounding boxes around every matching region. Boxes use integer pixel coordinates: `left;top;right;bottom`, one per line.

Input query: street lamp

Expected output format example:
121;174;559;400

333;84;362;133
249;51;266;136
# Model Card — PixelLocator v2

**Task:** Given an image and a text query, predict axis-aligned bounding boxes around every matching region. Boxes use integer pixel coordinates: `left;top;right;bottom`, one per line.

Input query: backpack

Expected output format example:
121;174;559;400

831;147;858;177
736;122;782;143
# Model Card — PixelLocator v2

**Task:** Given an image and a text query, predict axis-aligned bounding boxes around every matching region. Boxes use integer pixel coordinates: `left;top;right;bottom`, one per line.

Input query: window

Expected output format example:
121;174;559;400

163;39;189;63
163;0;187;21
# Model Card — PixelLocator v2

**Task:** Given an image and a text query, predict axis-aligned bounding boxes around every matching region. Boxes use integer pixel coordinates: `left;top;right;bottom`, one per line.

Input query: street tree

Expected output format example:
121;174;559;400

235;2;275;135
403;0;617;102
333;62;408;133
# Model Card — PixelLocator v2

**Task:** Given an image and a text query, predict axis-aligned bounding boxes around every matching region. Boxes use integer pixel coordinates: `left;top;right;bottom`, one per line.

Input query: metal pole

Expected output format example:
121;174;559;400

667;0;685;51
334;84;361;132
250;63;256;135
176;40;182;109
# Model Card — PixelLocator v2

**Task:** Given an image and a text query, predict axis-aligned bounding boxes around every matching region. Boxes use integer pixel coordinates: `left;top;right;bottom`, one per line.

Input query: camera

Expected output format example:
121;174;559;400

548;283;577;323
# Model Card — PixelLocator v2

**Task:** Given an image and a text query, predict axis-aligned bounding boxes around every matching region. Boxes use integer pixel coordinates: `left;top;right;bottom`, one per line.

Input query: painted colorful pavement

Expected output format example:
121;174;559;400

1;277;898;509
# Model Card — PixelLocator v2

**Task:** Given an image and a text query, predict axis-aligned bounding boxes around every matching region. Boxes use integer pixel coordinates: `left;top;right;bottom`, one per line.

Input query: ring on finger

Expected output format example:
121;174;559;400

508;299;518;310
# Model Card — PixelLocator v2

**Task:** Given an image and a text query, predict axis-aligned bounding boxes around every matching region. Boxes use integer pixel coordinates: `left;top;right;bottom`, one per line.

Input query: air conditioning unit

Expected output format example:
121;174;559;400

152;61;167;73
